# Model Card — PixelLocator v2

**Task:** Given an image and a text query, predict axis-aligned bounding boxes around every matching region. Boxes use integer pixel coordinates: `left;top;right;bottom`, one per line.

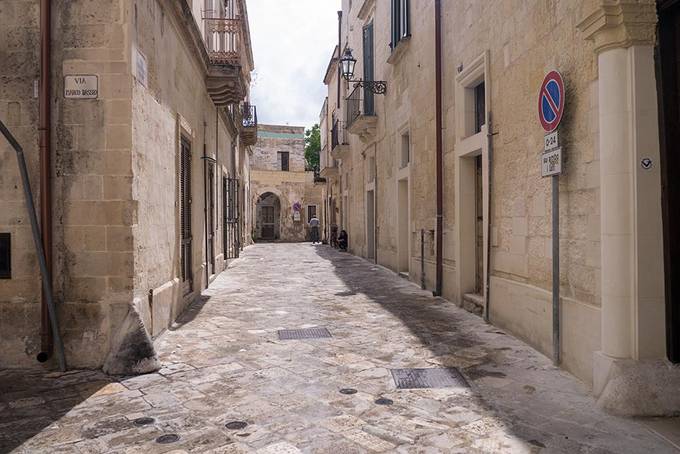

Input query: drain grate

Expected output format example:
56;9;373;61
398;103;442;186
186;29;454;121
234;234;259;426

277;327;332;340
390;368;469;389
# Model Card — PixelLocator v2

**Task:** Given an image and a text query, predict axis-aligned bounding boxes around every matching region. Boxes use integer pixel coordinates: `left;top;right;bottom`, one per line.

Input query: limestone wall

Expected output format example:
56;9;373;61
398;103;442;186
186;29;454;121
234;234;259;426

252;124;306;172
0;0;251;370
250;170;323;242
0;0;133;368
333;0;601;384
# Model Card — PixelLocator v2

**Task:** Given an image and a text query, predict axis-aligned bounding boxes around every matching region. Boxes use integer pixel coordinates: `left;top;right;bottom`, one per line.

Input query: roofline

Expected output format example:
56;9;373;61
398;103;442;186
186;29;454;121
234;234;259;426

323;45;339;85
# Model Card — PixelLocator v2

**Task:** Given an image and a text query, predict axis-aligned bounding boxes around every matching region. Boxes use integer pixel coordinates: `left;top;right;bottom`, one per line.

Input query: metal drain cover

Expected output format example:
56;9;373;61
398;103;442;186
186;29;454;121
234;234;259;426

390;368;469;389
277;327;332;340
156;434;180;444
133;417;155;426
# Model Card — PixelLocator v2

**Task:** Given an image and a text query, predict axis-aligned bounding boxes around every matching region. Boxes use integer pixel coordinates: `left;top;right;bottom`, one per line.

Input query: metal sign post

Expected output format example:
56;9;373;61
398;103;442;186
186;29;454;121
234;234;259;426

539;70;565;366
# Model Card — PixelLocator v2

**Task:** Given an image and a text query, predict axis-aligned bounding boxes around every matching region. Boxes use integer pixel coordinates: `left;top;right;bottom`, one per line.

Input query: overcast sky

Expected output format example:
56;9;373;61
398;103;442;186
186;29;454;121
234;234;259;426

248;0;340;130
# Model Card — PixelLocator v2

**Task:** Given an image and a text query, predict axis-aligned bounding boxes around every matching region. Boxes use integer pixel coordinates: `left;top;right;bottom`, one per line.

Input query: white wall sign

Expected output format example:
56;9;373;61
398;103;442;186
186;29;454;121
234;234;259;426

64;75;98;99
134;46;148;88
541;148;562;177
544;130;559;151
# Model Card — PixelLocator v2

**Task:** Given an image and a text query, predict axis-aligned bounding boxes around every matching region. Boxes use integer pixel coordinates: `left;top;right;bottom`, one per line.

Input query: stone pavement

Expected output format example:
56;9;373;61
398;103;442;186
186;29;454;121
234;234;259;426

1;243;678;453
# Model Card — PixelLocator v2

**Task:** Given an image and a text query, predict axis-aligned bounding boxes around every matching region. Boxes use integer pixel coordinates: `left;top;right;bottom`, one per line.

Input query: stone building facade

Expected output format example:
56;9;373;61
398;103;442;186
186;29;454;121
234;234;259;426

0;0;256;373
251;124;324;242
319;0;680;415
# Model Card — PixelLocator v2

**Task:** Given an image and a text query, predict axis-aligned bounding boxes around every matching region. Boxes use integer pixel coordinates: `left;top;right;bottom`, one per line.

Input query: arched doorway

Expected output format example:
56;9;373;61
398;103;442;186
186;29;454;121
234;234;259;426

256;192;281;241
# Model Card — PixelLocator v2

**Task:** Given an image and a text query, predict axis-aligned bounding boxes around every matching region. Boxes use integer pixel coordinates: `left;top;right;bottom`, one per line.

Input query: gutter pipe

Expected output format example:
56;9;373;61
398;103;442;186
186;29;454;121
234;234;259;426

434;0;443;296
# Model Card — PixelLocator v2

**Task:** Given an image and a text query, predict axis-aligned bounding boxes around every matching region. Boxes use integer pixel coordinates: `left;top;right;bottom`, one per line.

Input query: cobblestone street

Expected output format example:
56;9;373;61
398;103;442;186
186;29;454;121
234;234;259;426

1;243;678;453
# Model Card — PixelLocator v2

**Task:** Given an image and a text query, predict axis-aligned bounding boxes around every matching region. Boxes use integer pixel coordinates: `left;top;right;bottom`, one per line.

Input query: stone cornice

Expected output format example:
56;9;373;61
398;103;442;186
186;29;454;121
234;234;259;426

577;0;658;53
357;0;376;21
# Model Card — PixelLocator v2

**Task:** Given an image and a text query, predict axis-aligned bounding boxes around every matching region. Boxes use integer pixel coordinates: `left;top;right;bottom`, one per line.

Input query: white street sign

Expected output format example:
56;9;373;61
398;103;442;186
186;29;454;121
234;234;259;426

64;75;98;99
544;130;559;151
542;148;562;177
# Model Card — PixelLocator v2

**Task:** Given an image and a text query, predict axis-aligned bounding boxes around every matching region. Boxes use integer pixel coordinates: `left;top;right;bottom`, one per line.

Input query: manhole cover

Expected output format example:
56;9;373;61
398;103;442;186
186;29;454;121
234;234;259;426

133;417;155;426
156;434;180;444
225;421;248;430
390;368;469;389
339;388;358;395
277;327;332;340
375;397;394;406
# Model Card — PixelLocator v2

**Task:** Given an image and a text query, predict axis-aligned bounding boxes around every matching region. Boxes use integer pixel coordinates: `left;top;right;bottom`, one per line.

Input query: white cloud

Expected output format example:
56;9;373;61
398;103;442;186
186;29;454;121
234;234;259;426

247;0;340;130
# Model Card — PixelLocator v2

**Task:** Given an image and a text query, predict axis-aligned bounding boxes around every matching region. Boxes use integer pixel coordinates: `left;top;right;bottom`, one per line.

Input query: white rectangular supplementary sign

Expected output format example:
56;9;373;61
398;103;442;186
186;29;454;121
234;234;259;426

64;75;98;99
542;148;562;177
544;130;559;151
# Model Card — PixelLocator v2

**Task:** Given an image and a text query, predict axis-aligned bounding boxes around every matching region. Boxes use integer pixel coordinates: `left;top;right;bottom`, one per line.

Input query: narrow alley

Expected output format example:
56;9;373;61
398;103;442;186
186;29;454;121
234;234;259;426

1;244;675;453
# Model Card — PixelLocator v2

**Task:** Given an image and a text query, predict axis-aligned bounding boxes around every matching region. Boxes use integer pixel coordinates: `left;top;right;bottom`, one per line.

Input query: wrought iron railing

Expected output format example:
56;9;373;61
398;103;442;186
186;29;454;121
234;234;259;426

331;120;348;150
345;85;375;128
203;16;241;66
241;103;257;128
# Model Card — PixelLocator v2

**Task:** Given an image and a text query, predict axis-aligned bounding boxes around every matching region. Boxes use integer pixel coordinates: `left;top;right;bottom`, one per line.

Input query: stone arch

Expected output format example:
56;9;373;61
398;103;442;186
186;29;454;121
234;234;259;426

255;191;281;241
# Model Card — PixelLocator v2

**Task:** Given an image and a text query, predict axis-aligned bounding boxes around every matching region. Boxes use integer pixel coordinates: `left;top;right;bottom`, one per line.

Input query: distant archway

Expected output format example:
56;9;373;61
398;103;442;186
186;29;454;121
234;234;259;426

255;192;281;241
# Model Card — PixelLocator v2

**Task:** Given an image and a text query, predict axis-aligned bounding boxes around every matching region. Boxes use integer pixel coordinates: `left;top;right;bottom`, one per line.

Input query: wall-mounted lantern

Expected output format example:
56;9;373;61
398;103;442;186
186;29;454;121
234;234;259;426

340;48;387;95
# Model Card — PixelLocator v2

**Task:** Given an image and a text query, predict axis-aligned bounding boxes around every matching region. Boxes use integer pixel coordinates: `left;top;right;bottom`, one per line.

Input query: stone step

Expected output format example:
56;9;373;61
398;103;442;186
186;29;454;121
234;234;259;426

462;293;485;317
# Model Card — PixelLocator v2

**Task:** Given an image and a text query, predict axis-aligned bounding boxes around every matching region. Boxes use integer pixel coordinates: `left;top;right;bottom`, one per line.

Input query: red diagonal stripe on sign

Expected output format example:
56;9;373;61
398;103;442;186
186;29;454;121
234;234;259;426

541;85;560;120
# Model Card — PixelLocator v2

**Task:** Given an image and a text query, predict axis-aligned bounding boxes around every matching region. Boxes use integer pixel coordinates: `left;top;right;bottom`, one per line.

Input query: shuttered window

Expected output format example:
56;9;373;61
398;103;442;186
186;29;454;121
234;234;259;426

390;0;410;50
180;137;193;287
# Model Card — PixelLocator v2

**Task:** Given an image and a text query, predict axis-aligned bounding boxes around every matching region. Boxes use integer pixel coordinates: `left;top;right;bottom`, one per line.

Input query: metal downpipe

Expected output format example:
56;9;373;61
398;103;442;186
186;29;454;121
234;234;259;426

434;0;444;296
0;121;66;371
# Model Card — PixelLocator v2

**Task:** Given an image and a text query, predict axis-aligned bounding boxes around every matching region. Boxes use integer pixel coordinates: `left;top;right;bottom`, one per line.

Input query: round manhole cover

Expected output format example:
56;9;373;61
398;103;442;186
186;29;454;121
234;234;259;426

156;434;180;444
339;388;358;395
374;397;394;406
133;417;155;426
225;421;248;430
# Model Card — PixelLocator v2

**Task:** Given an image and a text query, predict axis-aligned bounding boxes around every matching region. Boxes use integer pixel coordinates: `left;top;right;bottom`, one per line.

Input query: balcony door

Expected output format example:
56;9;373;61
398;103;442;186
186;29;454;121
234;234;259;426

363;22;374;116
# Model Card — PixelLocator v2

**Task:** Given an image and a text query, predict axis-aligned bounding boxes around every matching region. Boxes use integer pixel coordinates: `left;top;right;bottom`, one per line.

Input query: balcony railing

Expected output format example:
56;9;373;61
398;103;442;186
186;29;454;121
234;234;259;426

239;103;257;146
241;103;257;128
331;120;348;150
203;16;241;66
346;85;375;128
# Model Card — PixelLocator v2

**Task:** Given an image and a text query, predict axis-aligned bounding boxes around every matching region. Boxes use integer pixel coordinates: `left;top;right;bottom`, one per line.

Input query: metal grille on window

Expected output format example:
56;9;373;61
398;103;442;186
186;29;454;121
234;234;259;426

224;176;240;259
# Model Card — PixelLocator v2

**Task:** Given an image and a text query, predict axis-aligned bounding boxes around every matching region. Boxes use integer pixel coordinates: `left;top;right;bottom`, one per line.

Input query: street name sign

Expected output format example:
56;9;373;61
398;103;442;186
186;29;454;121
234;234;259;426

542;147;562;177
64;75;98;99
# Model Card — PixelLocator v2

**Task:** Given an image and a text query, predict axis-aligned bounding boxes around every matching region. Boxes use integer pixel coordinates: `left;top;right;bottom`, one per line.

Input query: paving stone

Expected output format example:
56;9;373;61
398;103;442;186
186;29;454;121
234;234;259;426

0;244;677;453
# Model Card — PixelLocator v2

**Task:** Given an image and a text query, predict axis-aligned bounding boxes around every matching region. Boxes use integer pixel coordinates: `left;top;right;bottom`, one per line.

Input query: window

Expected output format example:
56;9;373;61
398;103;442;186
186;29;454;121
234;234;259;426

400;132;410;168
307;205;317;220
0;233;10;279
390;0;410;50
278;151;290;171
474;82;486;134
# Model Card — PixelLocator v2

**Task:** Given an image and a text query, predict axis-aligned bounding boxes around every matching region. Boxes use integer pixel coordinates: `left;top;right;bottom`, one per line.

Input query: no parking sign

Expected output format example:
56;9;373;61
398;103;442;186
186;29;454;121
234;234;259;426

538;70;565;132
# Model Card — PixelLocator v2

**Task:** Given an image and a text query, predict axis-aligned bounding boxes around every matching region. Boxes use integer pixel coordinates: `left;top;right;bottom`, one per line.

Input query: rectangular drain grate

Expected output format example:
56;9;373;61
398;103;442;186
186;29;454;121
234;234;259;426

390;368;469;389
277;327;332;340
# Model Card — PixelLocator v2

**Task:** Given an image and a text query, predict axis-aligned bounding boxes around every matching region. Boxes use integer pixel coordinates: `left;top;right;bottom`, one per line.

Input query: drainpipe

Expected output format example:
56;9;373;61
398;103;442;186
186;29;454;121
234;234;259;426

434;0;443;296
337;11;342;108
485;113;494;322
37;0;53;362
